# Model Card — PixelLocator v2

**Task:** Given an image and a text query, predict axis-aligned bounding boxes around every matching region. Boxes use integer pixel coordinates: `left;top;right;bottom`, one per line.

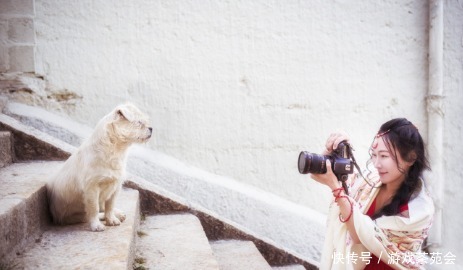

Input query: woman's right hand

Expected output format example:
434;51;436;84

323;131;351;155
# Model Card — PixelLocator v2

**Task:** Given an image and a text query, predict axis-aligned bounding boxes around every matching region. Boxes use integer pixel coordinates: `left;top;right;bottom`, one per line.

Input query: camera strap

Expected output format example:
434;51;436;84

347;143;380;189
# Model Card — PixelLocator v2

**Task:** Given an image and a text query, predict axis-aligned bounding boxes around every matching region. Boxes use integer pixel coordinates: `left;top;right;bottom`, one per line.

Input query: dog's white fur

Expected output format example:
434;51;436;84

47;103;152;231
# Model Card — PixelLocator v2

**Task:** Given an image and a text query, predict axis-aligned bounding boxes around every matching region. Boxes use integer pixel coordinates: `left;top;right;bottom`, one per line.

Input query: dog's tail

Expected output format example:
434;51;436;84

46;183;86;225
46;184;64;224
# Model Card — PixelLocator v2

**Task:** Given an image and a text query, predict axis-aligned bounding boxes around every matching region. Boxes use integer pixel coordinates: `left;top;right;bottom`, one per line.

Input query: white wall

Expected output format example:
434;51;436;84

34;0;429;211
442;1;463;267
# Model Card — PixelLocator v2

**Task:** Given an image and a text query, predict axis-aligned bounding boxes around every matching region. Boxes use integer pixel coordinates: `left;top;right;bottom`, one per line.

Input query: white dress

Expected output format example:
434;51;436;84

320;172;435;270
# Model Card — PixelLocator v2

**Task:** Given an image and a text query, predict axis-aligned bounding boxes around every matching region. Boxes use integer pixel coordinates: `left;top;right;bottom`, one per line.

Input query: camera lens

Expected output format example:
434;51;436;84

298;151;327;174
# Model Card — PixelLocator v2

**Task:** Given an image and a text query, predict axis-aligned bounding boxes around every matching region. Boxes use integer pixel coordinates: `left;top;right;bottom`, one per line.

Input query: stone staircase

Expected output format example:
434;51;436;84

0;113;315;270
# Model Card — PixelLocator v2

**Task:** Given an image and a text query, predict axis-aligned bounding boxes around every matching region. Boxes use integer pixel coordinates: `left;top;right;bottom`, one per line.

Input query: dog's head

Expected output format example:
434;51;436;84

105;103;153;144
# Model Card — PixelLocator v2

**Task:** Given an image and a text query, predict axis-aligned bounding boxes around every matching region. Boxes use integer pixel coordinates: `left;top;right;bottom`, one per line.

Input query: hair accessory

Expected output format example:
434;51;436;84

375;129;390;138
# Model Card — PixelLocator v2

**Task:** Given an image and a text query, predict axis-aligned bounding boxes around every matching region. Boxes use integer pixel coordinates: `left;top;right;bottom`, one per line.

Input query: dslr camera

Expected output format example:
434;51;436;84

298;141;354;183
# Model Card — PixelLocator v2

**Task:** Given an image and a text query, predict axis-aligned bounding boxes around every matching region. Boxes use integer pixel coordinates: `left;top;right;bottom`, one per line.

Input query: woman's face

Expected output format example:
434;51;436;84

370;137;412;185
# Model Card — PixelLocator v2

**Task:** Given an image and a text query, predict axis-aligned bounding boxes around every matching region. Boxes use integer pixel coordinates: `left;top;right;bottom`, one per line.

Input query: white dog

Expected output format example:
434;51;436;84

47;103;152;231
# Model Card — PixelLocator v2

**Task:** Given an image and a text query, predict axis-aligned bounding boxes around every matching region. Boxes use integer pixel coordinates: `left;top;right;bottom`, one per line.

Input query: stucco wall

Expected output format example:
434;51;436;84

442;0;463;266
33;0;429;211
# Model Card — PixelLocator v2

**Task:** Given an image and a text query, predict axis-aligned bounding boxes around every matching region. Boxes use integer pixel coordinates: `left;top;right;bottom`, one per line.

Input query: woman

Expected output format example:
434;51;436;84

311;118;434;269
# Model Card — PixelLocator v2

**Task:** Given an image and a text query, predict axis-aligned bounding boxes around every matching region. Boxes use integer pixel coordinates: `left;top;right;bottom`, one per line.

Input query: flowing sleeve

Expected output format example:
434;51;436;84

352;186;434;269
320;173;379;270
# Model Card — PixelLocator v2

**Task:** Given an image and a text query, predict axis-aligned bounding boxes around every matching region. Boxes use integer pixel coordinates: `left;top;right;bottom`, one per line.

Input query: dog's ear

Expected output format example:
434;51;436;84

115;107;134;122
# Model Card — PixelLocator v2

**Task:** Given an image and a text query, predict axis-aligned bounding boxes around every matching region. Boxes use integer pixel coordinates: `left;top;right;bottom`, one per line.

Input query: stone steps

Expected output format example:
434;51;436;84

135;214;286;270
0;160;305;269
272;265;307;270
210;239;272;270
0;130;13;167
0;116;312;269
0;156;140;269
8;188;140;270
0;162;276;270
0;161;62;262
136;214;220;270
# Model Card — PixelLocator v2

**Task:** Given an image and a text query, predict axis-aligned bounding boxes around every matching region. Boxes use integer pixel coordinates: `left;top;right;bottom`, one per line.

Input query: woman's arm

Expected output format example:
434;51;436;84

311;159;361;244
310;131;362;243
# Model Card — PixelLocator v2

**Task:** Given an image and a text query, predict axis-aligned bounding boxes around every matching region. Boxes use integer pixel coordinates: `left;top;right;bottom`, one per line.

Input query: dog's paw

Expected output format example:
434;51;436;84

115;211;126;223
90;220;106;232
105;215;121;226
112;208;126;223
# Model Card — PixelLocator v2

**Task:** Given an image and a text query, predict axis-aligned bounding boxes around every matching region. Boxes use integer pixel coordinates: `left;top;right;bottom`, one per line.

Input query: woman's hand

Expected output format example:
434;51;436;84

310;131;351;189
310;159;339;189
323;131;351;155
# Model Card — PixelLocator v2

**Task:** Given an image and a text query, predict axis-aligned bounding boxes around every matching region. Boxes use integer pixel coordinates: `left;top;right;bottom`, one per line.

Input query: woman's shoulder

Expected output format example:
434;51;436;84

378;179;434;230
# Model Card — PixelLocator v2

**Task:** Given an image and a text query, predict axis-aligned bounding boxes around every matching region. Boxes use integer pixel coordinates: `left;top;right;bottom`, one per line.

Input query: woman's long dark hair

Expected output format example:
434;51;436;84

370;118;430;219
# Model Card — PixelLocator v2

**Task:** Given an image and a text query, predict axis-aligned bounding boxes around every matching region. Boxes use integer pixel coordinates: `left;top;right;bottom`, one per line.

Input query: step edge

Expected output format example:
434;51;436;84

0;183;50;264
125;176;319;270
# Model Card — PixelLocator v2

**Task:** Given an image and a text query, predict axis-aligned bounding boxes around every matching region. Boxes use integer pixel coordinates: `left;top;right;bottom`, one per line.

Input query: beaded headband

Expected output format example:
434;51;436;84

372;122;418;148
375;121;418;138
375;129;391;138
372;129;390;148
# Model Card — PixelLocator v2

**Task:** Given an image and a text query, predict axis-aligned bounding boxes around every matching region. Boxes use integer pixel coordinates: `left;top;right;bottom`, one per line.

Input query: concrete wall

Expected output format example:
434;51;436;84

1;0;462;266
32;0;430;211
442;1;463;267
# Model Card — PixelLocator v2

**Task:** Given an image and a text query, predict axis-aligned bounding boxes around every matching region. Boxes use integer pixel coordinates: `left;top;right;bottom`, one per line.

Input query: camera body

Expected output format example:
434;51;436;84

298;141;353;182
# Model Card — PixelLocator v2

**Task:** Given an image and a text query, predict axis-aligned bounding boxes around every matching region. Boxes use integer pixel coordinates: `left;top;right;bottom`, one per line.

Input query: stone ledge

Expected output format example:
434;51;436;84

7;188;140;270
210;240;272;270
272;265;306;270
125;177;319;269
0;161;63;263
0;131;13;167
138;214;220;270
0;114;73;161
